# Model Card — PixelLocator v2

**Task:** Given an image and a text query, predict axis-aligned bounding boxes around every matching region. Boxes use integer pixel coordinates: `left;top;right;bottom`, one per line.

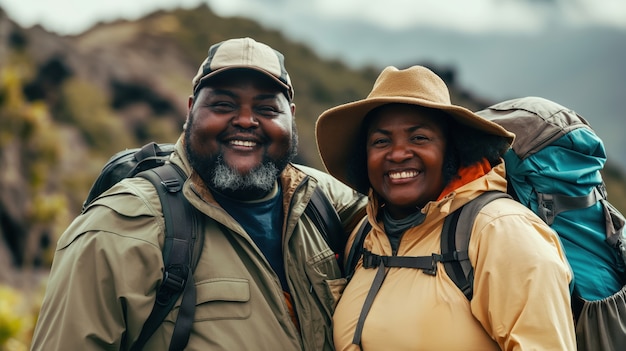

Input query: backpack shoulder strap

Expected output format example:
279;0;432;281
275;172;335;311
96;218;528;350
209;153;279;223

441;191;511;300
345;218;372;280
536;186;604;225
131;163;202;351
305;186;346;273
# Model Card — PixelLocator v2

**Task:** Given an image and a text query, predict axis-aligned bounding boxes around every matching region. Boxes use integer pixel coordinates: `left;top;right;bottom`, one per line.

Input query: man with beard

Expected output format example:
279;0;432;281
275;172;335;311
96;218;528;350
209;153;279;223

31;37;367;351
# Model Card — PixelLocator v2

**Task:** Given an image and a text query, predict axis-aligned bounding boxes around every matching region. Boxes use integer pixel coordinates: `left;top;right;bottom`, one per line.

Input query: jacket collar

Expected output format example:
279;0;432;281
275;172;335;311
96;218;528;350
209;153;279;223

367;161;508;230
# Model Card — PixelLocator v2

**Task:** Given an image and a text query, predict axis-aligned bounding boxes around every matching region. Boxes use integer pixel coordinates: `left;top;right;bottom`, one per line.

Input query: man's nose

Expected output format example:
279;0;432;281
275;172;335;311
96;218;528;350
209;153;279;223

232;106;258;128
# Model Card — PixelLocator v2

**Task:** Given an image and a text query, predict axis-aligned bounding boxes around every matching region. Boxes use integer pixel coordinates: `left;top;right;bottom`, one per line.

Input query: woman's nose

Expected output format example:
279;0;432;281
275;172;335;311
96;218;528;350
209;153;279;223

387;142;412;162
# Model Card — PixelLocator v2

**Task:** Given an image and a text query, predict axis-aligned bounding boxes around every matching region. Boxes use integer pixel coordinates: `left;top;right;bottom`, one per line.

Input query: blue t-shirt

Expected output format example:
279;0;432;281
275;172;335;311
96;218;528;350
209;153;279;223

212;184;287;289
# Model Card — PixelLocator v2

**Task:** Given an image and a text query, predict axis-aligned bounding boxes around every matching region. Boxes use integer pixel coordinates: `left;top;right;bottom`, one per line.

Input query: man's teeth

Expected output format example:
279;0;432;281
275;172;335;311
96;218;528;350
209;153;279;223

389;171;418;180
231;140;256;147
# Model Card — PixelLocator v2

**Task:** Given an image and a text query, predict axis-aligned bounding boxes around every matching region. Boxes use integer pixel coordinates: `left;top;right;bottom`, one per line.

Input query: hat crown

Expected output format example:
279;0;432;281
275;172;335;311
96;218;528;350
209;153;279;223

315;65;514;193
368;66;451;104
192;37;293;98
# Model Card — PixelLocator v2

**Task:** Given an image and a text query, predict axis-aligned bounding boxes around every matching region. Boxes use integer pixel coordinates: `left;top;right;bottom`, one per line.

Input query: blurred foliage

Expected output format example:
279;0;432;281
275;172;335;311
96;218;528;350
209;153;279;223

59;78;133;156
0;284;41;351
0;61;71;232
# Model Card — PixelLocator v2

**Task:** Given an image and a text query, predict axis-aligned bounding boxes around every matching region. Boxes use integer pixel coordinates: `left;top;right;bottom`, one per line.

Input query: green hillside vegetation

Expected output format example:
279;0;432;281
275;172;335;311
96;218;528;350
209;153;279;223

1;1;625;268
2;2;626;270
0;5;386;277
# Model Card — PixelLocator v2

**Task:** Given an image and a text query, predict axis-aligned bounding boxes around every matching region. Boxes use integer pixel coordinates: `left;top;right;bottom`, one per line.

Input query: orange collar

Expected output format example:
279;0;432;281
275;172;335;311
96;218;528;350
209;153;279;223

438;159;491;201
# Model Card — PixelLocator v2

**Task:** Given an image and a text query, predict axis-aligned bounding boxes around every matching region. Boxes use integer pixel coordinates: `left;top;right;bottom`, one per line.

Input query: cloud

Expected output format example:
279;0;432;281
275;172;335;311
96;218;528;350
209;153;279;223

206;0;626;34
308;0;626;33
1;0;625;35
0;0;203;34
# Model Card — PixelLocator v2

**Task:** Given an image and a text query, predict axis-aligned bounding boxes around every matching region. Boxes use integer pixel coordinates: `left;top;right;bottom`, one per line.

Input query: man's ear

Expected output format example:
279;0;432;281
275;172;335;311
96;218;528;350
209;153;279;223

290;103;296;117
188;95;194;110
183;95;194;130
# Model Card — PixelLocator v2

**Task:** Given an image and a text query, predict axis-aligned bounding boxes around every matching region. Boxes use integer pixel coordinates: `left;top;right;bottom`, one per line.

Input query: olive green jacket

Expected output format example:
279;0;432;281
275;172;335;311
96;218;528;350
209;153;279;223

31;139;366;351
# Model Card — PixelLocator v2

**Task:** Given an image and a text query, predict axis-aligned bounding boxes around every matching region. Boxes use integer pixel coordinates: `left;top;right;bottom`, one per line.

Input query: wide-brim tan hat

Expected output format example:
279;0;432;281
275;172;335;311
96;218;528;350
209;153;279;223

315;65;515;191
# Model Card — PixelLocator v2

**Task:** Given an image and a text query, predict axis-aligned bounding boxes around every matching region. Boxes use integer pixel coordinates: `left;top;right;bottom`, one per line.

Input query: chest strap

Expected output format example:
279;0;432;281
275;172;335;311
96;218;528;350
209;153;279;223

361;249;445;275
352;249;458;347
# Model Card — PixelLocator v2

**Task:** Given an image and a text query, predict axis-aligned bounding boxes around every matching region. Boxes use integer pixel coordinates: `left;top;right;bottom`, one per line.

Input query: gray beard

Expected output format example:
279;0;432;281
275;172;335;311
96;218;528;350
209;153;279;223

210;155;278;193
183;109;298;197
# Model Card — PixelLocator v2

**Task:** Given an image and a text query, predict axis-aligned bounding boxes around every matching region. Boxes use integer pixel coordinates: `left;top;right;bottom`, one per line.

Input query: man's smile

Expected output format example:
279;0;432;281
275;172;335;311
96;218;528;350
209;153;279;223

229;139;258;148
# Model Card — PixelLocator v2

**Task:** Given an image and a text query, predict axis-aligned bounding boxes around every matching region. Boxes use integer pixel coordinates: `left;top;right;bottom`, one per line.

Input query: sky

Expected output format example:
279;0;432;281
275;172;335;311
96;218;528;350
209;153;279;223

1;0;625;36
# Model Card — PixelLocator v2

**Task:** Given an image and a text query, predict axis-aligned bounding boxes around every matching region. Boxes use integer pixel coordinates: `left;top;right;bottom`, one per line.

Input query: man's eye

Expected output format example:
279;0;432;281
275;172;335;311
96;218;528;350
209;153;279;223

256;106;280;116
210;102;235;112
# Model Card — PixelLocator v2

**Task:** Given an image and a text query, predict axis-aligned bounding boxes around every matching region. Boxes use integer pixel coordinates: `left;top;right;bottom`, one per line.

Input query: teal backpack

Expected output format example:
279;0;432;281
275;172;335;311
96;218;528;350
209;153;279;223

477;97;626;350
346;97;626;350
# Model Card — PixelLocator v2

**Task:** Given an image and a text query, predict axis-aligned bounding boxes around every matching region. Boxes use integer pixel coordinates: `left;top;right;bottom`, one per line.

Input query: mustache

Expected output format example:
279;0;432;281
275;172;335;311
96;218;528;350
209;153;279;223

218;127;266;143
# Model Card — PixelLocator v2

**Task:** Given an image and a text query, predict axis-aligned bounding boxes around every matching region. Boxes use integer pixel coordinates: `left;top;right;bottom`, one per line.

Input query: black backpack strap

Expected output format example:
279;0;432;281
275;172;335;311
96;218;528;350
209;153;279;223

130;163;202;351
441;191;511;300
345;218;372;280
352;259;387;347
361;249;440;274
348;192;509;346
350;221;440;347
83;142;175;210
305;186;346;273
128;143;171;175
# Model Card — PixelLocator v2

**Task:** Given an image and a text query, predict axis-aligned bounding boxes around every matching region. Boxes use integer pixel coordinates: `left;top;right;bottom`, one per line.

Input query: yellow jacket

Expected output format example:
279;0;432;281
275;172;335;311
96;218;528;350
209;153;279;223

333;163;576;350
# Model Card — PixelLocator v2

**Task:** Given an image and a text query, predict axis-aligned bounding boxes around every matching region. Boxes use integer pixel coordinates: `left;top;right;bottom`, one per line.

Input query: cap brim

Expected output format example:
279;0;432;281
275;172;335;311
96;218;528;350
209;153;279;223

194;66;292;98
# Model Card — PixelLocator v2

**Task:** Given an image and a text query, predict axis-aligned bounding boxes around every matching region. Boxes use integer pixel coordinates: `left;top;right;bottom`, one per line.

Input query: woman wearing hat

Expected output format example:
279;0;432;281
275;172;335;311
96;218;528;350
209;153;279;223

316;66;576;350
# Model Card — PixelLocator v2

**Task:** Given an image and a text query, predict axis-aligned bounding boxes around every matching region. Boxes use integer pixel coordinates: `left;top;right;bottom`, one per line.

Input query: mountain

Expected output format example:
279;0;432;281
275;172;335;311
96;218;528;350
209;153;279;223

1;3;625;273
275;16;626;172
0;4;374;272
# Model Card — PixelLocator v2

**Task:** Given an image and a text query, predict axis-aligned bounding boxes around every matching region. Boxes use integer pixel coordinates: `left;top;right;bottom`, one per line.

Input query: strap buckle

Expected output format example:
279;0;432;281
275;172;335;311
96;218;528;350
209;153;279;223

537;193;555;225
156;265;187;305
423;254;441;276
161;178;182;192
362;250;381;268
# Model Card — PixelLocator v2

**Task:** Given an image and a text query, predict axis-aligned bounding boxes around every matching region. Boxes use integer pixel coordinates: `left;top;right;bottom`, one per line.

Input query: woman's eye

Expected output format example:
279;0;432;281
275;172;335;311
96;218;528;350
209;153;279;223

371;138;389;147
411;135;429;143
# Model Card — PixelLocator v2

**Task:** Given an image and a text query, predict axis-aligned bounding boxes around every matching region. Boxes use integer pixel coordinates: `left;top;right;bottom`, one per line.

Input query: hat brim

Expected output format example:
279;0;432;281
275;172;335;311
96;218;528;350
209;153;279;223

316;96;515;192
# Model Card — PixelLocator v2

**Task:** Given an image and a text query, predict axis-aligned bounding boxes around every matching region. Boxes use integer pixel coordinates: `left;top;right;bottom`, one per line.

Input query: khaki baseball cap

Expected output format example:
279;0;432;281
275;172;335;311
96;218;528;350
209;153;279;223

191;37;294;99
